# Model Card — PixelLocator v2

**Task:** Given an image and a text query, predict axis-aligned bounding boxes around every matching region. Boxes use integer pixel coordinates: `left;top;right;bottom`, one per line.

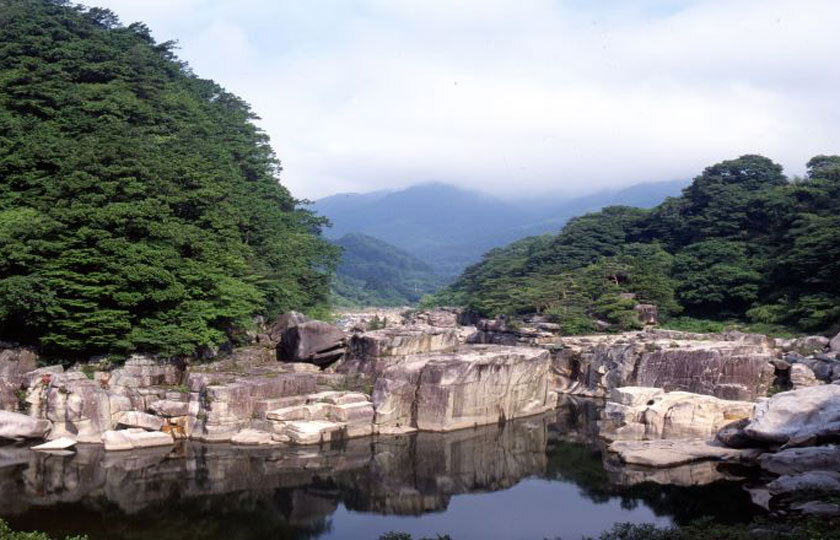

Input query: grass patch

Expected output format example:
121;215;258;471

661;317;800;338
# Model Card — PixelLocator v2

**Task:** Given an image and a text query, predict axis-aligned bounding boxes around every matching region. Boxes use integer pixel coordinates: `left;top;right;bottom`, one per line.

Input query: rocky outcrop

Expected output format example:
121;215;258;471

337;326;460;376
373;345;554;433
552;331;776;401
602;387;755;442
267;311;308;344
0;345;39;411
277;321;347;366
0;410;51;440
743;384;840;447
831;332;840;353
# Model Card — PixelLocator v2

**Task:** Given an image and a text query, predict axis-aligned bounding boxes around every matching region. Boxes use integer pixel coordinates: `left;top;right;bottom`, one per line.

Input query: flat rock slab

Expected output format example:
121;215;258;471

31;437;77;451
609;438;763;468
103;429;174;451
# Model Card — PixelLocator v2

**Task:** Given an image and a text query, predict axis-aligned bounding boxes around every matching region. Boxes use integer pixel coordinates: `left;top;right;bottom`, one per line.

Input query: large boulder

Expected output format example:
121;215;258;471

602;387;755;442
373;345;554;433
278;321;347;366
743;384;840;447
267;311;308;344
0;410;51;440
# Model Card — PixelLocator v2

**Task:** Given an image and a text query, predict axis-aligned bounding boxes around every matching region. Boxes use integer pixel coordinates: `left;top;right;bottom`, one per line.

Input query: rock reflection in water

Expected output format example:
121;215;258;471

0;398;758;540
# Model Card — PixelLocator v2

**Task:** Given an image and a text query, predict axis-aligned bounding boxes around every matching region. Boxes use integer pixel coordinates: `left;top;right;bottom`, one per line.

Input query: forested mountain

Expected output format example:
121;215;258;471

314;180;687;279
0;0;337;357
330;234;444;307
433;155;840;335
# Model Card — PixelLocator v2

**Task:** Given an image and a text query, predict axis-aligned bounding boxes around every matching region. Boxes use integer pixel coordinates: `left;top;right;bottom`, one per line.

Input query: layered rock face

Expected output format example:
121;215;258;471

338;326;461;376
552;330;776;401
372;345;555;433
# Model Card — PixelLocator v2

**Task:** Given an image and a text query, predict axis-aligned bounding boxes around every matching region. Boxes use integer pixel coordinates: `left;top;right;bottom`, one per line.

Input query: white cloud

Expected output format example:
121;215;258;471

89;0;840;198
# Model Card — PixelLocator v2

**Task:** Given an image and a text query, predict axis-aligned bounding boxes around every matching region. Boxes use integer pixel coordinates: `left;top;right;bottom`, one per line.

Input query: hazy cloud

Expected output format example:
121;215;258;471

88;0;840;199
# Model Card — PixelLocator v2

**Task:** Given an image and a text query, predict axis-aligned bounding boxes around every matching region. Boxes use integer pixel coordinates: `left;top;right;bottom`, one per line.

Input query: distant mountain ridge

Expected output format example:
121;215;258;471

314;180;688;279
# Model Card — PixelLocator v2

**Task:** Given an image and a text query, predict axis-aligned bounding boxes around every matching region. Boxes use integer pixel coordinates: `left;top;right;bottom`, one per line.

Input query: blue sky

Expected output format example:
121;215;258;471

88;1;840;199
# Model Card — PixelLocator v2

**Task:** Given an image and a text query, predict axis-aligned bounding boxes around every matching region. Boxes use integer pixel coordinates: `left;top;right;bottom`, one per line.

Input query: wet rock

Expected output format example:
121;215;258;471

608;438;763;467
278;321;347;366
744;384;840;447
0;410;51;440
373;345;553;433
102;428;174;451
760;445;840;475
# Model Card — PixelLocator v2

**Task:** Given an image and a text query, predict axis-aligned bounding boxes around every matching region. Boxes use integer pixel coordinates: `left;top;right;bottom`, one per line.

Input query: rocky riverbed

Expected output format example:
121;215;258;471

1;308;840;525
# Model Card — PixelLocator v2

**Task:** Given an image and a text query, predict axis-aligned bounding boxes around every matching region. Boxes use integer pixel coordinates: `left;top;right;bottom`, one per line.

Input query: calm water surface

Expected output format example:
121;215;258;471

0;399;761;539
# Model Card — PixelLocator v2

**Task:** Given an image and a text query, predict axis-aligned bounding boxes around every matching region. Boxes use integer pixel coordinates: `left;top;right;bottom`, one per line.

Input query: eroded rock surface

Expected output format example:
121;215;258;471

373;345;554;433
552;331;776;401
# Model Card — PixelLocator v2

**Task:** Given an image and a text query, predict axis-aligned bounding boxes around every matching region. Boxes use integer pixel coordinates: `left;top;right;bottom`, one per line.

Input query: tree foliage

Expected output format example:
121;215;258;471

435;154;840;334
0;0;338;358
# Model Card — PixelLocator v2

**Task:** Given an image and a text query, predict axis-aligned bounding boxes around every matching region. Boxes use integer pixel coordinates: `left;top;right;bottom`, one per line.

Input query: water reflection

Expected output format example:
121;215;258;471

0;397;760;539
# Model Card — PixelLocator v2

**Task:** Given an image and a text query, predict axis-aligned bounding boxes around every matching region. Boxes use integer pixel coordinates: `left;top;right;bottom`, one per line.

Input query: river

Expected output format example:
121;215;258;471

0;398;761;539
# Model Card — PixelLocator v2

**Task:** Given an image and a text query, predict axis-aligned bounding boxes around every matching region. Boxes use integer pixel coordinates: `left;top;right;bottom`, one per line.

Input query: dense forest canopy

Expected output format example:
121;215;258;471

432;154;840;335
330;233;445;307
0;0;338;357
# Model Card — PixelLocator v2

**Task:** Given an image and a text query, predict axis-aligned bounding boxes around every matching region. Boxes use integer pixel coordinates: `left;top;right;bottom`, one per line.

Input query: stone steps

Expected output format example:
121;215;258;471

264;391;374;445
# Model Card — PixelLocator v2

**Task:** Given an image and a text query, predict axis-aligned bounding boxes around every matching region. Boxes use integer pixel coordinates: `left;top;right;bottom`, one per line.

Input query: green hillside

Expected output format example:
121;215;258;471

431;155;840;335
331;233;445;307
0;0;337;357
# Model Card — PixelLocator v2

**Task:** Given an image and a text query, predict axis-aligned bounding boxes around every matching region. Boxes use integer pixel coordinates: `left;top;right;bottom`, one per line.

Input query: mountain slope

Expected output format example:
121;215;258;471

331;233;445;306
314;180;688;278
0;1;336;357
434;155;840;335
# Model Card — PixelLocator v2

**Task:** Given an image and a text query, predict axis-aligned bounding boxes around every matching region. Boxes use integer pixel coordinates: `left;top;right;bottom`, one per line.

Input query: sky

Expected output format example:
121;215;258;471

87;0;840;200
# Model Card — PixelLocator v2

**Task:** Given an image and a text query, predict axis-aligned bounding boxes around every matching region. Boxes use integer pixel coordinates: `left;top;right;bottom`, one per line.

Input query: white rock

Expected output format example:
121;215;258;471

31;437;77;451
744;384;840;446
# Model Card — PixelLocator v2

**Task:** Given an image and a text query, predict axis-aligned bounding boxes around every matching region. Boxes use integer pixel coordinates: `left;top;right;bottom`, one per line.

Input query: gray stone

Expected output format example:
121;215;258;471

744;384;840;446
116;411;165;431
0;410;51;440
767;471;840;496
278;321;347;366
31;437;77;451
760;445;840;475
373;345;553;433
608;438;763;467
790;363;819;389
831;332;840;353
